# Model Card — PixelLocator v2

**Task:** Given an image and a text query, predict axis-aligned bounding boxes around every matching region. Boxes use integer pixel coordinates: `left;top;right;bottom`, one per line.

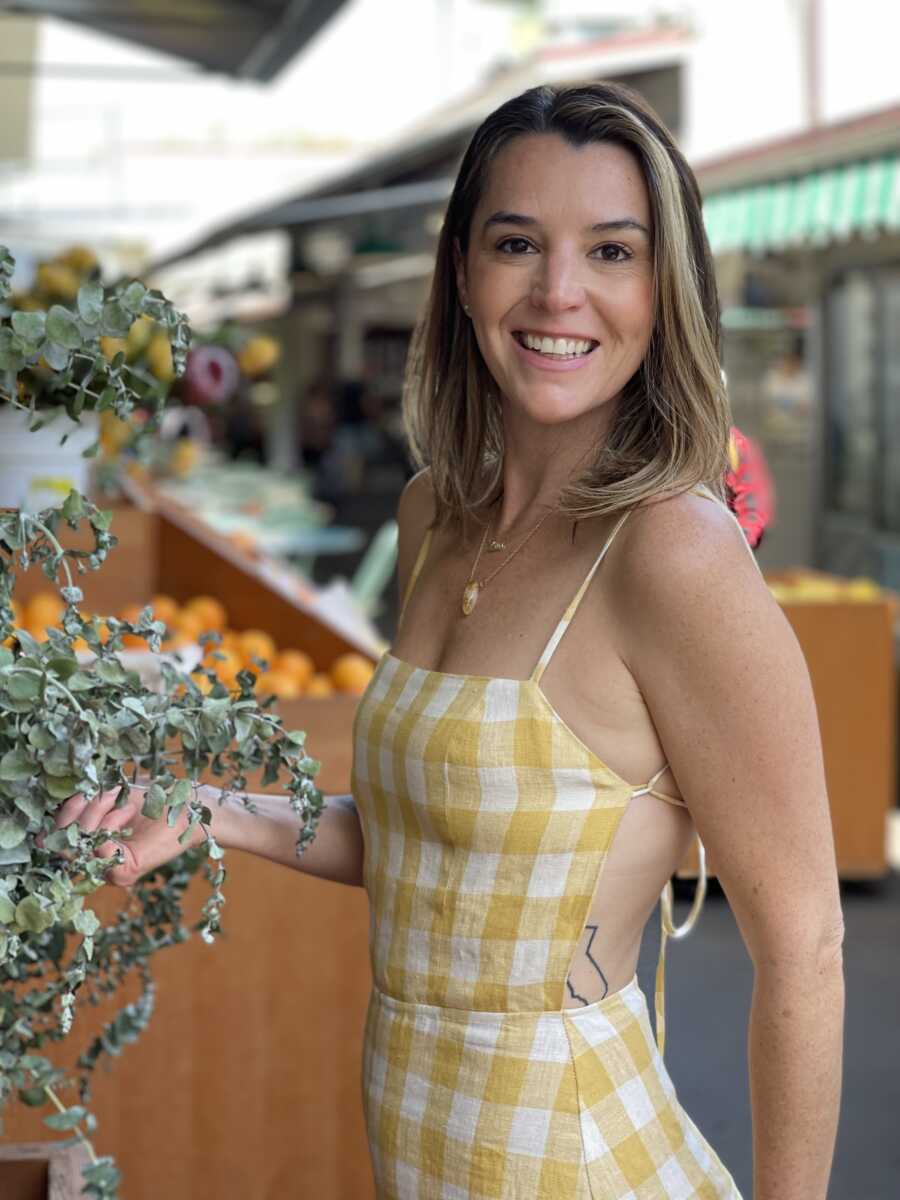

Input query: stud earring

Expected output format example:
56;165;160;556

462;302;471;316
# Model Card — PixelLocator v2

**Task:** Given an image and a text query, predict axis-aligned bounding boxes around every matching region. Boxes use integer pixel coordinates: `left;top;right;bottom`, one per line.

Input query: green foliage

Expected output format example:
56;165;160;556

0;244;189;439
0;246;324;1199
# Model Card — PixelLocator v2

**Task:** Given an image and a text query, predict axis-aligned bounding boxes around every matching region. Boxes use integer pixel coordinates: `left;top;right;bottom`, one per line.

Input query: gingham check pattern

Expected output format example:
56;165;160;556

350;493;746;1198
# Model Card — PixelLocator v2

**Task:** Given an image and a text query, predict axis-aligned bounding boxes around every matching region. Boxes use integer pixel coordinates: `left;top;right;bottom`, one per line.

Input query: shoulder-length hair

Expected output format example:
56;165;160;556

402;80;730;535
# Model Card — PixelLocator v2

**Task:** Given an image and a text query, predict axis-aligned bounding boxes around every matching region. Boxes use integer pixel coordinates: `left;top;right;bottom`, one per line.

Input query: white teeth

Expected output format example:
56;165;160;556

520;332;594;356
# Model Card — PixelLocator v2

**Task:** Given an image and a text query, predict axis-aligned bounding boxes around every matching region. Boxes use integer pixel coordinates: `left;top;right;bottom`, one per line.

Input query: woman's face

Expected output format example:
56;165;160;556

455;133;654;429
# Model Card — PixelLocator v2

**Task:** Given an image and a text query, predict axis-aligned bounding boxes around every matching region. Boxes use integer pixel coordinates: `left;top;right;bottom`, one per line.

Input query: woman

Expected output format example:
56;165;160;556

54;82;844;1198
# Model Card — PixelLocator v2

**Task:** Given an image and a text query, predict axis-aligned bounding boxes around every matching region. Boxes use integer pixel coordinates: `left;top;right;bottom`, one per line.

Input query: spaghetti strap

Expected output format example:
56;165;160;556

398;526;434;627
530;507;633;685
654;835;707;1057
632;762;687;809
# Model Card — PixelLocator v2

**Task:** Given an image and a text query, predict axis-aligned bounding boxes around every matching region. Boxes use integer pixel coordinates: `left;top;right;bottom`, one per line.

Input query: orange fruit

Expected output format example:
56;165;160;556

273;649;315;689
160;632;191;653
254;670;300;700
71;636;89;653
329;652;375;694
184;595;227;632
117;601;148;647
171;610;205;643
203;646;243;686
149;594;179;625
25;592;64;631
305;673;335;698
219;629;240;652
26;623;51;643
79;617;110;646
10;599;23;626
228;530;258;557
238;629;276;668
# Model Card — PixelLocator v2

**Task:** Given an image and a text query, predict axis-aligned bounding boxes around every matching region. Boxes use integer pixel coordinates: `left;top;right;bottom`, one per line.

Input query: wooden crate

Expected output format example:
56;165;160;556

0;1140;90;1200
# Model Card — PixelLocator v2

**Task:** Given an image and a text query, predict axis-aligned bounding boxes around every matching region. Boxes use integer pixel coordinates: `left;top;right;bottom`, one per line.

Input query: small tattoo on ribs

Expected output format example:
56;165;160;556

564;924;609;1006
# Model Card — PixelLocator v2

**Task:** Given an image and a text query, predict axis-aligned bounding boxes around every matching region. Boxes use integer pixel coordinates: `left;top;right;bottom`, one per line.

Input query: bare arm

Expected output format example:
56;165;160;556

50;784;366;890
608;491;844;1200
203;786;365;888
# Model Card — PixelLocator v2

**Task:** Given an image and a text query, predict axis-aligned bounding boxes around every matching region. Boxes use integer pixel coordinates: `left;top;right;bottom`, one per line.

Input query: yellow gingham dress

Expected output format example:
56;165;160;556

352;494;746;1199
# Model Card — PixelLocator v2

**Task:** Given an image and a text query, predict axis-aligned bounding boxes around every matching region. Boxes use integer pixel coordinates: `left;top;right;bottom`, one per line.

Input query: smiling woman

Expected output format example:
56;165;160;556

405;81;728;538
352;79;844;1200
52;78;843;1200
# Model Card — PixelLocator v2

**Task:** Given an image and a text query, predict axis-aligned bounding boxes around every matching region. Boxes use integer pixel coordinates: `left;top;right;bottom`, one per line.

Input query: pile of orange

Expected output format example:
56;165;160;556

4;590;375;700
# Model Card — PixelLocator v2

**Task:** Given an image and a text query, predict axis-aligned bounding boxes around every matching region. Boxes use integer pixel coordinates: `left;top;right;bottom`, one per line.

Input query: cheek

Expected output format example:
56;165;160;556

613;277;654;346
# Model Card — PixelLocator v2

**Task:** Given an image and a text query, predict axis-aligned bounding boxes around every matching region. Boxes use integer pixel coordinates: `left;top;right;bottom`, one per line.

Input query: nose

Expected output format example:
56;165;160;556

530;247;586;312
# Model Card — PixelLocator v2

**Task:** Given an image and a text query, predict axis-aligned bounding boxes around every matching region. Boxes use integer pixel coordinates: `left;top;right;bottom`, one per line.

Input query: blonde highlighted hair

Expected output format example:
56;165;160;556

402;80;730;534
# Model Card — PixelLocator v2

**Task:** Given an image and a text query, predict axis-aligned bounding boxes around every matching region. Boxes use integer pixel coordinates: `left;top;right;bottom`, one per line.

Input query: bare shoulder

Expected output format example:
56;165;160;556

607;486;788;686
396;466;437;605
622;488;760;585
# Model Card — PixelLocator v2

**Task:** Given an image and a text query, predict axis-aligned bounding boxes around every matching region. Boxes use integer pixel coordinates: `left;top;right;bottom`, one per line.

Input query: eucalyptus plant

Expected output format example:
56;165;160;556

0;247;324;1198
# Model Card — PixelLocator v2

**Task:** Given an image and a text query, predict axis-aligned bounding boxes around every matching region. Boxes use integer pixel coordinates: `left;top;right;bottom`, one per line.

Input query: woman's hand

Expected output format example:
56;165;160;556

44;786;209;888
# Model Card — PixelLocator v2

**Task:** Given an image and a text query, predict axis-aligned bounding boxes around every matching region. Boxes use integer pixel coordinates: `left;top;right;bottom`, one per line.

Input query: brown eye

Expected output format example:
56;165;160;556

594;243;631;262
496;237;533;254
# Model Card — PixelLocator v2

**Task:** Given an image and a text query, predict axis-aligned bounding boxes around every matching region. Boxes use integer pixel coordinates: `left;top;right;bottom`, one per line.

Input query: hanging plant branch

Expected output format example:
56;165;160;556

0;245;325;1200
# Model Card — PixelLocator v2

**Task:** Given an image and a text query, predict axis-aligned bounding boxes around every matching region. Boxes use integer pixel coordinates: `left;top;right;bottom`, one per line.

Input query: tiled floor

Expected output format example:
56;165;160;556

640;832;900;1200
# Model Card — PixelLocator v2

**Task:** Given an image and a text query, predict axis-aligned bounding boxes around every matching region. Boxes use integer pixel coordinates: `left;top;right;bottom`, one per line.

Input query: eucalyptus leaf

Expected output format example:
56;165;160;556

6;672;41;701
45;305;84;350
15;893;55;933
40;339;71;371
73;907;100;936
11;310;46;344
0;747;35;780
119;281;147;313
141;784;166;820
77;280;104;324
43;773;82;801
43;1104;87;1130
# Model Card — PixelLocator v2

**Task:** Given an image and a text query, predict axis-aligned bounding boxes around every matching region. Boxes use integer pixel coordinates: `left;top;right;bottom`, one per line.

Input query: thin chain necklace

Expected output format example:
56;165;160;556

462;504;554;616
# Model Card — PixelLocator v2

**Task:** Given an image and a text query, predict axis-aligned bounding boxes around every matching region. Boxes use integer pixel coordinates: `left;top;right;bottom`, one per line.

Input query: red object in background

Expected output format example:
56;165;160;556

725;426;775;549
182;344;241;407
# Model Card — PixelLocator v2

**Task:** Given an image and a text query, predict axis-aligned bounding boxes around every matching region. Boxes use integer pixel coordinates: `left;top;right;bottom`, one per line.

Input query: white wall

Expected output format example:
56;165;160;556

682;0;900;164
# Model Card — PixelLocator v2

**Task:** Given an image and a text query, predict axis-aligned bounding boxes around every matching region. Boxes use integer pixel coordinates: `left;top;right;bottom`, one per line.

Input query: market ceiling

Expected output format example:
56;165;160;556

0;0;349;81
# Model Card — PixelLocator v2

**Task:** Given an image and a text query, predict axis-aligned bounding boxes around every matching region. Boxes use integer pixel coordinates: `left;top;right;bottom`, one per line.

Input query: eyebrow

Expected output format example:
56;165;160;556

482;211;650;237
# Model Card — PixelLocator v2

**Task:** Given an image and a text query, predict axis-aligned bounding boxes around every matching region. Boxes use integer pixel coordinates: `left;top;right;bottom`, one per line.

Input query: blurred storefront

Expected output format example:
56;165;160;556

698;102;900;580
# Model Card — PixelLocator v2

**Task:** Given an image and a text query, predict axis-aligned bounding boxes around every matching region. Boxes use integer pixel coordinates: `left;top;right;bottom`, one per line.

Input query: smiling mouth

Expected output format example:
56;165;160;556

512;331;599;359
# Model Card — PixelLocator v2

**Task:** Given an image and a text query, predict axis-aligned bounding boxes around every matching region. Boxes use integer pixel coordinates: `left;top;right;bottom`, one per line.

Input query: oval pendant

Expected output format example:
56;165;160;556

462;580;480;616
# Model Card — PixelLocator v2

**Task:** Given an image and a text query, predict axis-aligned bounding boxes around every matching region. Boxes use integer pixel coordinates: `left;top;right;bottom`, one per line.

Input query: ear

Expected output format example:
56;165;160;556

452;237;468;311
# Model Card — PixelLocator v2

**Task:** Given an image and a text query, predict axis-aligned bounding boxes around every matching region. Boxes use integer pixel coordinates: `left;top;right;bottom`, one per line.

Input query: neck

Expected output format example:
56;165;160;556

491;405;613;535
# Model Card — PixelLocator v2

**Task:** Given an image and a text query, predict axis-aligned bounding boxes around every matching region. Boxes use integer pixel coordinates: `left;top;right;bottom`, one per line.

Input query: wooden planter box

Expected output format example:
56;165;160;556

0;1140;91;1200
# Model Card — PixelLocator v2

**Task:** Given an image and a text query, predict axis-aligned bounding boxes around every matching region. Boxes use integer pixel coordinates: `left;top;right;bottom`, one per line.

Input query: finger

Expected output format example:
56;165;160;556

76;788;130;834
52;792;91;830
102;841;142;888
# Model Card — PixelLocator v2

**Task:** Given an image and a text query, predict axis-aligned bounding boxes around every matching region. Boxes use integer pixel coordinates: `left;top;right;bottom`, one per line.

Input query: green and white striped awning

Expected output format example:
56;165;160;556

702;153;900;254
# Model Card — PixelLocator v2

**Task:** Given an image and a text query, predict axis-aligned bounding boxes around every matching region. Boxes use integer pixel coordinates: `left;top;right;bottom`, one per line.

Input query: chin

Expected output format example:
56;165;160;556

507;393;599;426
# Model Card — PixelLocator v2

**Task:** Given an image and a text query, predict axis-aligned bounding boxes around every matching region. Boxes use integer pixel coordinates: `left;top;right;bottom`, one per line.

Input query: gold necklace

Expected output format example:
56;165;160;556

462;506;554;616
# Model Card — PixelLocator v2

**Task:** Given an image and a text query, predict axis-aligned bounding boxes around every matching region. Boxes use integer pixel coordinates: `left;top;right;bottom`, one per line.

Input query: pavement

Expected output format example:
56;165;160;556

640;834;900;1199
